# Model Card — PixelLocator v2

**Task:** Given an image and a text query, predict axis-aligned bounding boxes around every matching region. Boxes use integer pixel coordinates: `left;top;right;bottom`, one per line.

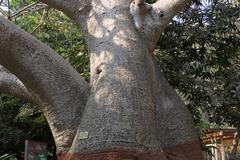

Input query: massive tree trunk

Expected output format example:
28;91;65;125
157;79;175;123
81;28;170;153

0;0;203;159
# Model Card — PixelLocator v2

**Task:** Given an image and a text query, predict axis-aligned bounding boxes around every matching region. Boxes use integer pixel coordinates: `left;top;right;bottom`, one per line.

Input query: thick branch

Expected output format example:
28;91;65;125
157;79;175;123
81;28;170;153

39;0;92;21
38;0;92;36
130;0;152;30
0;70;35;103
0;18;90;153
152;0;191;26
130;0;191;52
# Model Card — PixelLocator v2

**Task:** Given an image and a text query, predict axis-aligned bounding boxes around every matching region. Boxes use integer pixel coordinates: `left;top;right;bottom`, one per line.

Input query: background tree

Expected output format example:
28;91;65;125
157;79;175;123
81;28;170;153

156;0;239;129
155;0;240;157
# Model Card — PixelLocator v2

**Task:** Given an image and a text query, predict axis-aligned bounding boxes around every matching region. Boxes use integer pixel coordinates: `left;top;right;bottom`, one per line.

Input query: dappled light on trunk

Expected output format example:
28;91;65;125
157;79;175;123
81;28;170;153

0;0;203;159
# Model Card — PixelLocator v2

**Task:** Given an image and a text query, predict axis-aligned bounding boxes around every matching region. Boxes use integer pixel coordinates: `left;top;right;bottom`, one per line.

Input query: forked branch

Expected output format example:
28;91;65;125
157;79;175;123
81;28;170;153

39;0;92;21
130;0;191;52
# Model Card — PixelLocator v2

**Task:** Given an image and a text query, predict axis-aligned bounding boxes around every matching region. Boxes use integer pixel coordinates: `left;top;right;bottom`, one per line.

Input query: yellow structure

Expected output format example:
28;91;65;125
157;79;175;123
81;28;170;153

202;128;240;160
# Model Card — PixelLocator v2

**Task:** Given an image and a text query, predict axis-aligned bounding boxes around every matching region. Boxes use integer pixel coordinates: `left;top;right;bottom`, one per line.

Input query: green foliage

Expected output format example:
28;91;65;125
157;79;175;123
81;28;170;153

12;5;90;80
155;0;240;130
0;94;55;158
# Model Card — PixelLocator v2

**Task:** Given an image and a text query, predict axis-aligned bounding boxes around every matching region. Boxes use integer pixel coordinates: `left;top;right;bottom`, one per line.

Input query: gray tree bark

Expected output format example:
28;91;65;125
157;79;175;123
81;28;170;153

0;18;90;153
0;67;34;103
0;0;203;159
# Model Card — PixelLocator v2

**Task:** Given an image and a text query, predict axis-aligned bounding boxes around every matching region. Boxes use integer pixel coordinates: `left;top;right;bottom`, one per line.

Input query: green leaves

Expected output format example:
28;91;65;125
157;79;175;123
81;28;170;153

0;94;55;158
155;0;240;130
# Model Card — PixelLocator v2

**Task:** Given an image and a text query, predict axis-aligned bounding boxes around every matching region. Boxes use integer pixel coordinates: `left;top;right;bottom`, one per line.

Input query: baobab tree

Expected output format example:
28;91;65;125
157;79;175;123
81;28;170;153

0;0;203;159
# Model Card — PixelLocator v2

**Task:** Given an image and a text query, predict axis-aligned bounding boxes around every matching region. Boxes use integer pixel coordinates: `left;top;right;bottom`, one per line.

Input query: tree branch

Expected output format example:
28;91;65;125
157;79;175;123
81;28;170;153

152;0;191;25
130;0;191;52
0;68;35;103
38;0;92;21
31;7;49;34
10;2;47;19
0;18;90;153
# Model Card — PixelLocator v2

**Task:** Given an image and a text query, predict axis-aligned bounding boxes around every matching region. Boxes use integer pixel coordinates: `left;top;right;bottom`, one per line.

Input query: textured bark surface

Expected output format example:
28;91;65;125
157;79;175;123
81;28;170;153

0;0;203;159
130;0;191;52
70;0;160;152
0;18;90;153
0;70;34;103
69;0;199;154
59;140;202;160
